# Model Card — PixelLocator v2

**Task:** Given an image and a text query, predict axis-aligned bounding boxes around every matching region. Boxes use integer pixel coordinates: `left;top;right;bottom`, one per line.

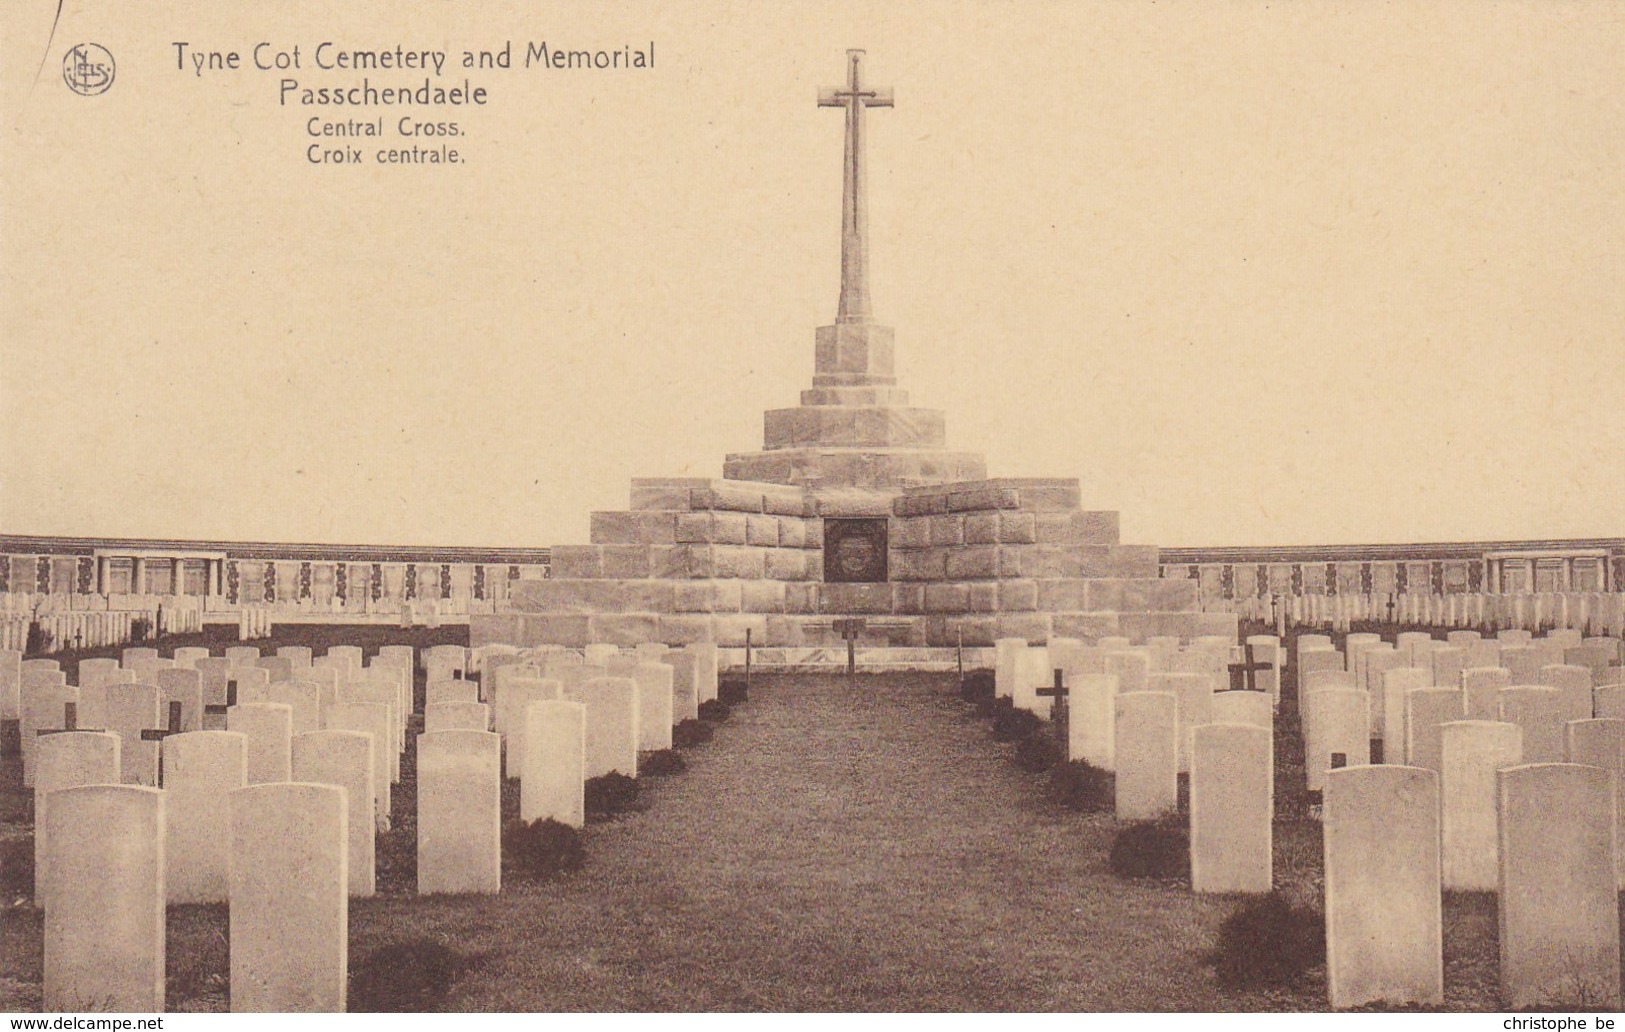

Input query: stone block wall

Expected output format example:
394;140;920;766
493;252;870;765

475;475;1233;650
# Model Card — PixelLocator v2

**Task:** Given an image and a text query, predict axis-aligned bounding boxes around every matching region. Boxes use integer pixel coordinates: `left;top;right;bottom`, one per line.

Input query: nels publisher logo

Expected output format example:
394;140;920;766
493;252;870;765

63;43;115;96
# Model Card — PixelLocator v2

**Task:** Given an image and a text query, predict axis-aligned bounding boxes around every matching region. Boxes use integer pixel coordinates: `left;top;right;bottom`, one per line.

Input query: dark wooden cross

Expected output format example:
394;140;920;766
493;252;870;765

140;701;184;745
1036;668;1068;723
833;617;866;679
36;701;103;736
1227;643;1271;692
1385;594;1398;622
203;681;238;719
141;701;184;783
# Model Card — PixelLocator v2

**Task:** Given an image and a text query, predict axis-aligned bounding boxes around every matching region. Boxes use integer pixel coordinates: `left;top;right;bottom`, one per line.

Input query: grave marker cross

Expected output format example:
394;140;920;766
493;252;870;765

36;701;103;736
1227;643;1270;693
833;617;867;679
203;681;238;719
1036;668;1068;724
140;701;183;745
141;700;184;783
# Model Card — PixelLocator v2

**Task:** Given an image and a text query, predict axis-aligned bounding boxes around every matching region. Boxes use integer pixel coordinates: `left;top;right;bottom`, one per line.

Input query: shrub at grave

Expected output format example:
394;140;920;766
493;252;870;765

639;749;687;777
959;670;995;704
1050;759;1114;811
977;692;1010;721
349;940;473;1012
24;622;53;656
697;699;732;723
130;616;151;642
718;677;749;705
1108;814;1190;881
991;704;1041;742
673;718;713;748
1208;892;1325;989
1;835;34;900
584;771;640;817
1014;731;1064;773
502;817;585;879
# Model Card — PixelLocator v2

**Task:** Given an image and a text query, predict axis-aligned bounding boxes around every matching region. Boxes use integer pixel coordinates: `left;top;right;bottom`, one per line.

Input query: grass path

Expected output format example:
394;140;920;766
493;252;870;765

400;673;1290;1011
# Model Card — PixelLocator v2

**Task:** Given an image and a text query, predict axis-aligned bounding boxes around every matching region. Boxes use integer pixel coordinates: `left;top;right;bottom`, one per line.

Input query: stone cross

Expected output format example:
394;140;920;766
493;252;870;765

1036;668;1068;724
819;49;892;324
37;701;102;736
1227;642;1270;692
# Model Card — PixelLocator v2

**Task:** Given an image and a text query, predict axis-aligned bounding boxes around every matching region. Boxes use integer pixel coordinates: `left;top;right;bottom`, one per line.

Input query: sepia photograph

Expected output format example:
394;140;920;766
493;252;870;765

2;0;1623;1015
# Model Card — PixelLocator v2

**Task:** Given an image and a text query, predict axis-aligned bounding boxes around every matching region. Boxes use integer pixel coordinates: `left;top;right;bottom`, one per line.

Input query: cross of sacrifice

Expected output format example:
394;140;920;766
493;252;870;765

819;49;892;324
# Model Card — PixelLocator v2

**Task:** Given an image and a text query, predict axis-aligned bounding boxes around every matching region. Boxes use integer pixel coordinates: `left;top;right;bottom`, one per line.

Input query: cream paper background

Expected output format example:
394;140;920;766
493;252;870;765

2;1;1621;551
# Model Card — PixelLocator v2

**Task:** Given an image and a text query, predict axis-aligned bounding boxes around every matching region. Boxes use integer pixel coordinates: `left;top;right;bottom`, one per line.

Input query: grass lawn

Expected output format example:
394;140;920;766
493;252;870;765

0;624;1612;1010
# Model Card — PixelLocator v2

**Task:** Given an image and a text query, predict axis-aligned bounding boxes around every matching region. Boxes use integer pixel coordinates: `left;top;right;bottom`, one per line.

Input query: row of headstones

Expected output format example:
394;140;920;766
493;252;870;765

237;606;272;640
29;639;720;1011
994;636;1623;1008
1323;762;1620;1009
1297;629;1625;790
1297;631;1625;1005
1240;591;1625;638
993;639;1273;893
0;611;143;653
12;644;413;790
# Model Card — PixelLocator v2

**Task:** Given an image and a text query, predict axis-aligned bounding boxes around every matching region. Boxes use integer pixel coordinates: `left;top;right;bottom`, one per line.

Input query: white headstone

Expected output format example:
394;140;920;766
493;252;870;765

1068;674;1118;769
1303;689;1369;792
1498;686;1566;764
1564;718;1625;890
1323;765;1443;1009
425;701;491;733
522;699;587;827
20;679;77;787
1404;687;1465;773
227;701;292;785
104;683;162;786
42;785;165;1011
417;729;502;895
321;701;391;821
494;676;562;778
292;730;376;897
229;782;348;1011
1190;723;1272;894
163;730;247;903
1440;720;1522;891
1211;690;1272;730
568;677;640;779
426;678;479;709
1461;666;1511;721
267;680;322;736
1497;763;1620;1008
1541;664;1595;723
633;662;675;751
34;731;121;900
1111;695;1176;822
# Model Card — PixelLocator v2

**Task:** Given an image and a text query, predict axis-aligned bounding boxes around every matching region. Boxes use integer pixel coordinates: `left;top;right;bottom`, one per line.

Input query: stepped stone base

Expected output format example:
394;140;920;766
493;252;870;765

470;476;1234;650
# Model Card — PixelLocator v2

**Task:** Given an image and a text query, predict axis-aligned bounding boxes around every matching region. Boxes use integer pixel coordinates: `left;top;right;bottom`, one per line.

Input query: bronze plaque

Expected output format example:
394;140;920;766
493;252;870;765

822;518;889;583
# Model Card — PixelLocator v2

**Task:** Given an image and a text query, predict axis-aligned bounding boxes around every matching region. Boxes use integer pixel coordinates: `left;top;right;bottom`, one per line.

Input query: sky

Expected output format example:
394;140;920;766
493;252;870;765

2;1;1622;551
